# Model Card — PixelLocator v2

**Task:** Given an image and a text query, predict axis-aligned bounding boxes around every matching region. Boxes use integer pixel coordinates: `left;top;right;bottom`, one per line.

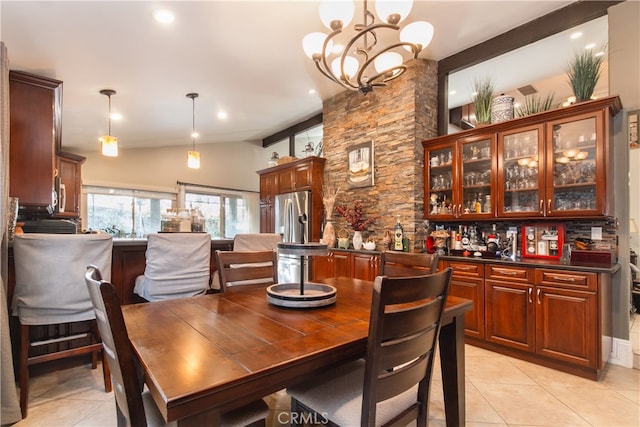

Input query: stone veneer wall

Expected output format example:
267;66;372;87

322;59;438;248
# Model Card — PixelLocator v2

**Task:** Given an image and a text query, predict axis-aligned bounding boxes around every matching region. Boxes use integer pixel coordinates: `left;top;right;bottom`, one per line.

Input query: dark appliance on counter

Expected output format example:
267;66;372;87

21;219;77;234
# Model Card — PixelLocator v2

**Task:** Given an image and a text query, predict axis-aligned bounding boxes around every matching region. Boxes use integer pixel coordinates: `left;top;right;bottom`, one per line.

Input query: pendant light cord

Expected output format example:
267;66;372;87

192;96;196;151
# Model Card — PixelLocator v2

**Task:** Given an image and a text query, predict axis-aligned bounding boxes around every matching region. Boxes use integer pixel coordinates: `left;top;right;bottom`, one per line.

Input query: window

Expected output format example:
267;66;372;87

84;183;259;238
182;184;256;238
84;186;176;237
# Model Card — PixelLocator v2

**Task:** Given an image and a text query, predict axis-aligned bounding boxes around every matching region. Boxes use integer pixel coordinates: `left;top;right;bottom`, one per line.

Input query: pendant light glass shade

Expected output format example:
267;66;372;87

187;150;201;169
186;93;200;169
99;89;118;157
100;135;118;157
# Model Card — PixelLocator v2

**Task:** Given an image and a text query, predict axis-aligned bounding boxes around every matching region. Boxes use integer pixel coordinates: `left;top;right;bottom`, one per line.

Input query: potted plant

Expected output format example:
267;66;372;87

515;93;557;118
335;201;379;250
472;76;494;125
567;48;605;102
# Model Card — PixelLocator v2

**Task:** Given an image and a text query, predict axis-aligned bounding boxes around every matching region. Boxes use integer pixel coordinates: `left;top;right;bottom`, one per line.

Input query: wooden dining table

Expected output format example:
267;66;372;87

122;276;472;426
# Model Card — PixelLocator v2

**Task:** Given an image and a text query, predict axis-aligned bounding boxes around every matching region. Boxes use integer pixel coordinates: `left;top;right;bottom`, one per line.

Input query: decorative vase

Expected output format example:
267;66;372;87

322;219;336;248
352;230;363;250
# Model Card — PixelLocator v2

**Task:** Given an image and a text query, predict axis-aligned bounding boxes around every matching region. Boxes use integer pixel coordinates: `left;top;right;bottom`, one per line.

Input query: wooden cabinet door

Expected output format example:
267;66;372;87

292;163;312;190
333;251;350;277
259;172;278;233
54;154;84;217
278;169;295;193
9;71;61;209
535;286;597;367
311;254;334;281
544;110;606;217
449;276;485;339
485;280;535;351
351;253;379;281
445;259;484;338
497;124;545;218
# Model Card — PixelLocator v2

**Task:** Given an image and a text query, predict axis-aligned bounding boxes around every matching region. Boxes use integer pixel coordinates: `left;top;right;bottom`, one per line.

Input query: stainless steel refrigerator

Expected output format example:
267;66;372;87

274;190;310;284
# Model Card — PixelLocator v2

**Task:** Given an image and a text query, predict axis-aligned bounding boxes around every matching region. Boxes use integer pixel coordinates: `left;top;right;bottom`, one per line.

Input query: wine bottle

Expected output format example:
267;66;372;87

393;215;404;251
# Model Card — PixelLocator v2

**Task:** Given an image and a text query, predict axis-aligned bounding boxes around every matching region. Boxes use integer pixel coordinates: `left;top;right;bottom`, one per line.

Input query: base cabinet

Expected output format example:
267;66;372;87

536;285;597;367
445;259;612;379
443;260;485;339
311;250;380;281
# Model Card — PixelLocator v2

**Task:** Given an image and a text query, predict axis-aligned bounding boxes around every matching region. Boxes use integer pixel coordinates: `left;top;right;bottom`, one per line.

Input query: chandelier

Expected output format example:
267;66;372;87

302;0;434;94
186;93;200;169
99;89;118;157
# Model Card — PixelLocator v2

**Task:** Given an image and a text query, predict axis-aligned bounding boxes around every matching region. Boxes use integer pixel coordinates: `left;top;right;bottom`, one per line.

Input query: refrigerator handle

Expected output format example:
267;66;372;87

284;198;294;242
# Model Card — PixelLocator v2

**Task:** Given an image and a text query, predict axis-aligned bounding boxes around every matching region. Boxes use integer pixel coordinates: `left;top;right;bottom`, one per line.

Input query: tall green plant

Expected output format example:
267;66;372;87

472;77;494;124
567;48;604;102
515;93;556;117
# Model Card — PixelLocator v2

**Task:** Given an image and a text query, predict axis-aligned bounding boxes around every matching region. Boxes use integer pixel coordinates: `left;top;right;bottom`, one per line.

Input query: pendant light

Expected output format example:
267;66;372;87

99;89;118;157
186;92;200;169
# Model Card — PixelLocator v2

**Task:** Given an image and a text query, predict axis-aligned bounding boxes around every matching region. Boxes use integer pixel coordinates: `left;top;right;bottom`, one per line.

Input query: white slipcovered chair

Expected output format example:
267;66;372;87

134;233;212;302
11;233;114;418
211;233;282;291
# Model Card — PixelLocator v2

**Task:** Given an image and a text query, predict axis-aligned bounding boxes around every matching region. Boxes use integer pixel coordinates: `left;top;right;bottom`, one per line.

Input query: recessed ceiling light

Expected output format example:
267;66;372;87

110;113;122;121
217;111;228;120
449;90;456;95
585;43;596;50
570;31;583;40
153;9;175;24
308;89;317;95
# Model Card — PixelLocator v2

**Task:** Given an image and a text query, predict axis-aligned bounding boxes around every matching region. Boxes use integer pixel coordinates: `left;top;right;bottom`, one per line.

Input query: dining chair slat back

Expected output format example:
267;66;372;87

215;250;278;292
380;251;439;277
288;268;453;427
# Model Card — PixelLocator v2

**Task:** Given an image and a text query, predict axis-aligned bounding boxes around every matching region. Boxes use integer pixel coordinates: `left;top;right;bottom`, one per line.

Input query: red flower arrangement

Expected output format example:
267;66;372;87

335;201;379;231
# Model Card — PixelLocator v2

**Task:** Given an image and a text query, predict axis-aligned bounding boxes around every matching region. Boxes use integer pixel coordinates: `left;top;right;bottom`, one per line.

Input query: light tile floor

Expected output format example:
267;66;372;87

7;329;640;427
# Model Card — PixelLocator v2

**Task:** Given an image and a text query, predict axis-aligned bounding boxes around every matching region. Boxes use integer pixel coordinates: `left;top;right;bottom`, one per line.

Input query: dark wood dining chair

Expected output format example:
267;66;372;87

380;251;439;277
214;250;278;292
287;268;453;427
84;266;269;427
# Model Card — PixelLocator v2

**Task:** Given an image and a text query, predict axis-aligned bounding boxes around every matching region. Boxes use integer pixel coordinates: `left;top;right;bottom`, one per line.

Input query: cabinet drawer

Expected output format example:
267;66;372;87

486;264;533;283
445;261;483;278
535;269;597;291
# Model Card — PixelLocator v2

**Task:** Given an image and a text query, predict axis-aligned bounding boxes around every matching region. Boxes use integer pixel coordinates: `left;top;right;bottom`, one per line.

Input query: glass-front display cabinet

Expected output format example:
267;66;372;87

497;124;544;217
545;112;604;216
425;134;496;219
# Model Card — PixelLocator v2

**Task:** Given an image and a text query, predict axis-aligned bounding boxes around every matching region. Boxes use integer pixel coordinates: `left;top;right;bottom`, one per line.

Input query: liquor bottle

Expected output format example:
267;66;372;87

455;225;463;250
479;231;488;251
475;193;482;213
393;215;404;251
461;226;470;249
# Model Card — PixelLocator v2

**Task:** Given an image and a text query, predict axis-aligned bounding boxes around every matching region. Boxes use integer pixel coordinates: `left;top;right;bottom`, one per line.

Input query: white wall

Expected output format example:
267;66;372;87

631;148;640;256
79;140;273;194
609;0;640;342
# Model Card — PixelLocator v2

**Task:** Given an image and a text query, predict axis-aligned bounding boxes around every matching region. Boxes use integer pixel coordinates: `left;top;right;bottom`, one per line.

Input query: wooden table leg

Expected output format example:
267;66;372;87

439;313;466;427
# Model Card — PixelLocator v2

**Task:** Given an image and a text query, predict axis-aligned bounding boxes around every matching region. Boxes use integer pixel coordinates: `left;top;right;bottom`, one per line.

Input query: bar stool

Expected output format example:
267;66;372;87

11;233;114;418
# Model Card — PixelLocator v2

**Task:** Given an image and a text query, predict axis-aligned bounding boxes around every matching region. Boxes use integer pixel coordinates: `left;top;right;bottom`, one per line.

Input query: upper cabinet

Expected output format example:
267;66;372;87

9;70;62;210
425;134;496;219
424;96;621;221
